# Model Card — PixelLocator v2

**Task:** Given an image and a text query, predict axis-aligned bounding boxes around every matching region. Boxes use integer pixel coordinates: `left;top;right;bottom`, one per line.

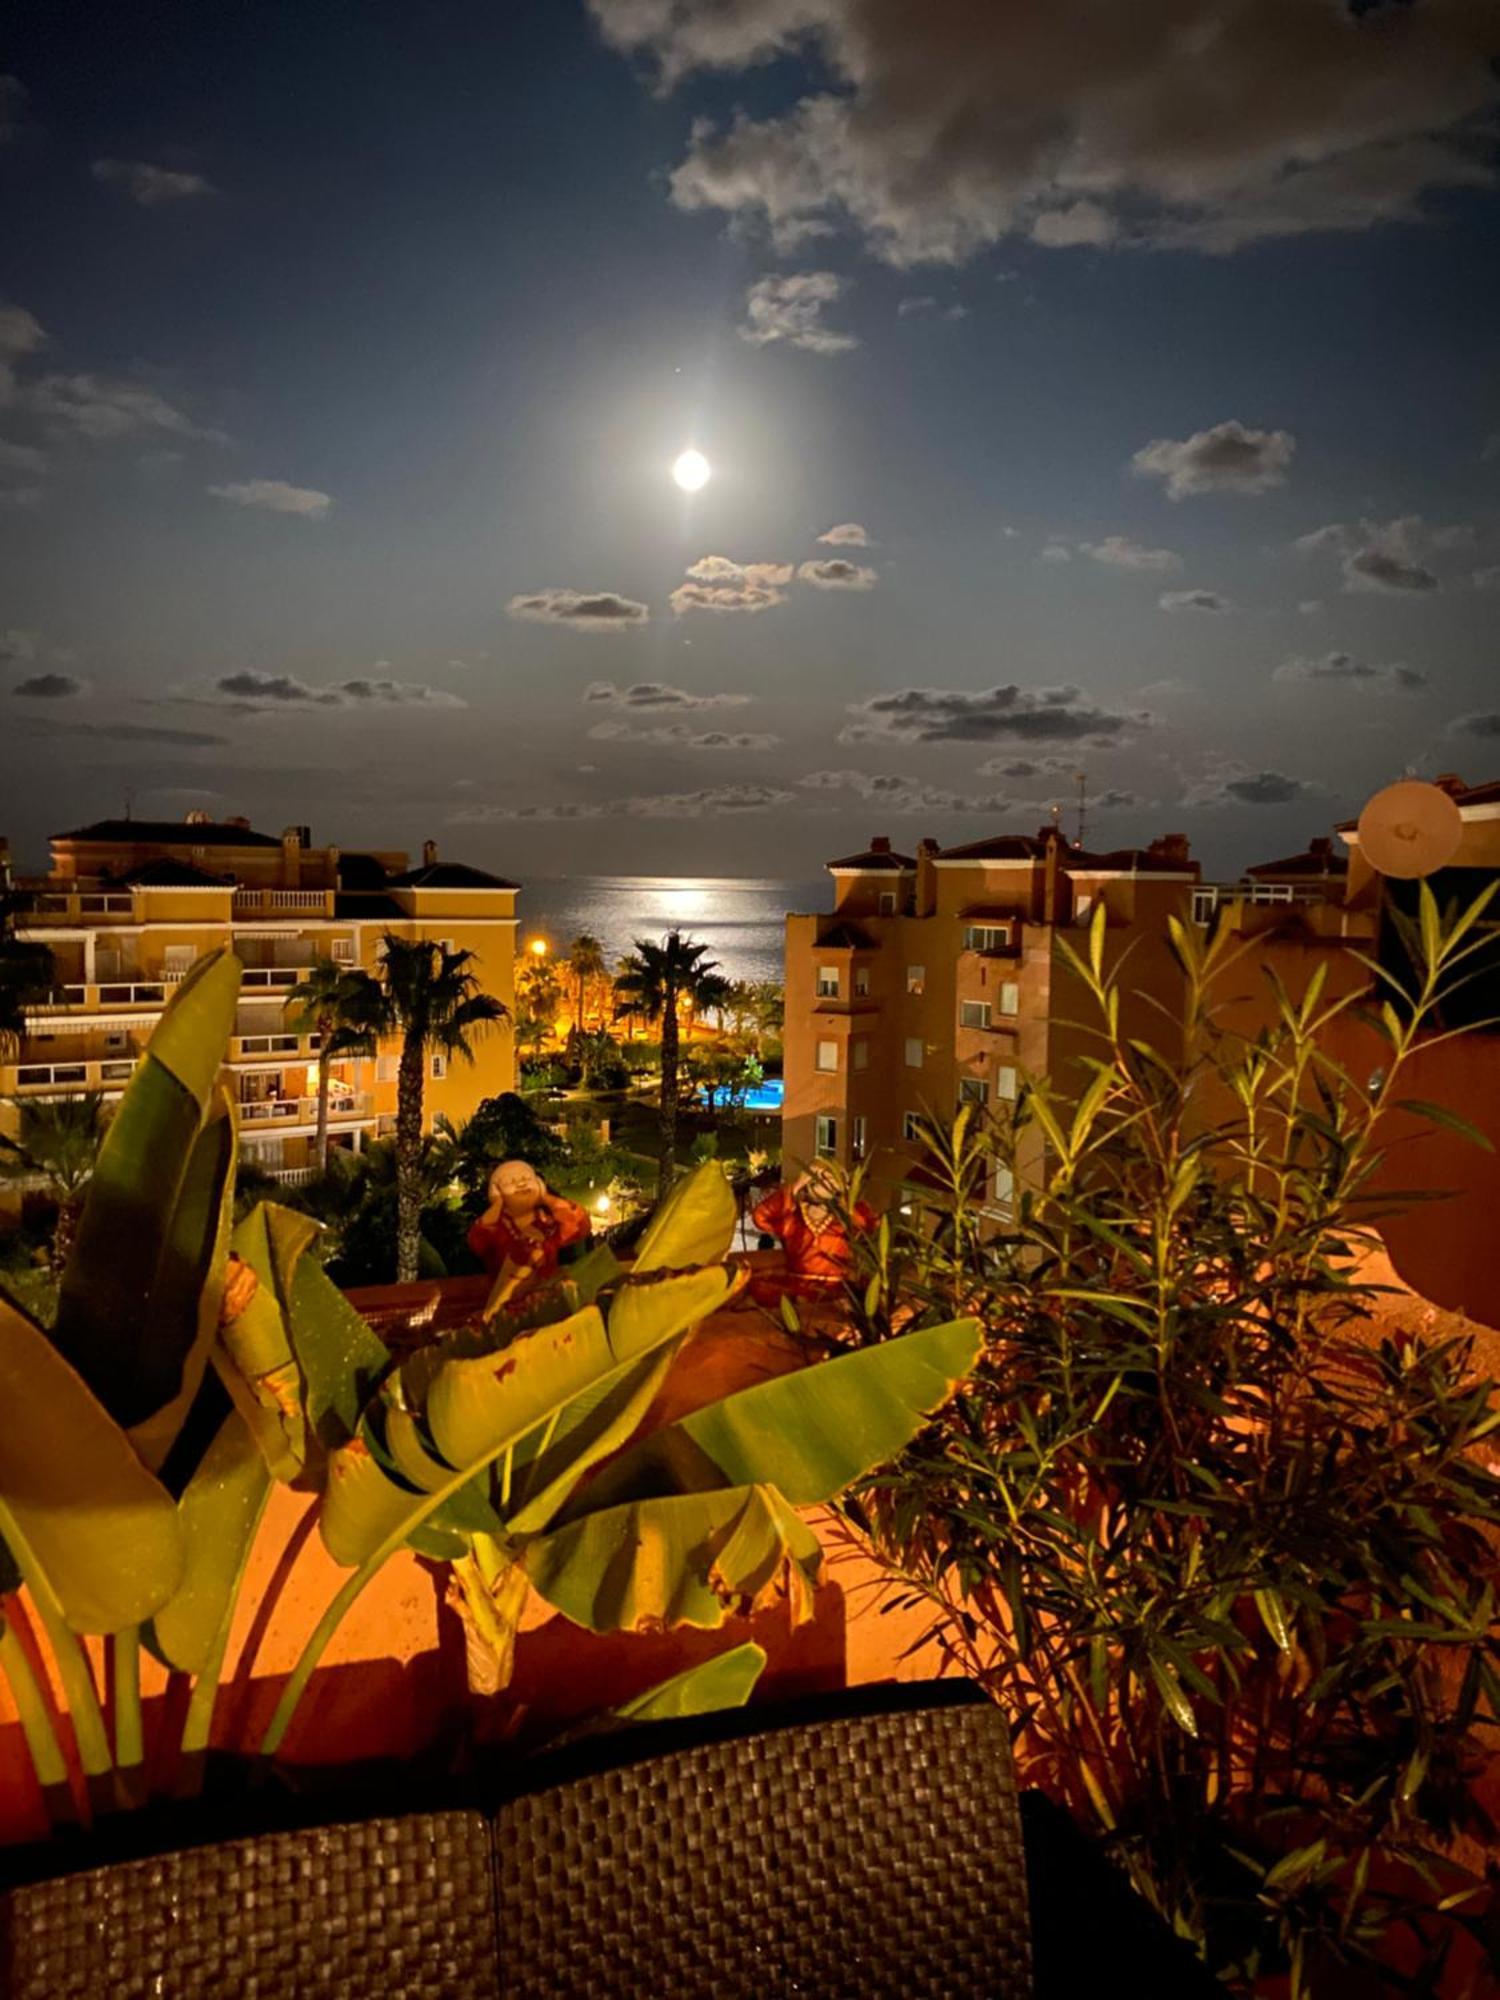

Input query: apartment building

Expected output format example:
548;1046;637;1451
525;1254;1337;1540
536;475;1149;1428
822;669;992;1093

2;814;518;1185
782;825;1200;1210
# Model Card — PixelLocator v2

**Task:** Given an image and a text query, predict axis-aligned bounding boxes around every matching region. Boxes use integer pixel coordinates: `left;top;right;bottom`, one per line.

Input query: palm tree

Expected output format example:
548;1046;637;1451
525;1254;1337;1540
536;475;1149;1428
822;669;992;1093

289;958;385;1170
566;932;606;1035
613;932;730;1195
0;1091;107;1271
369;935;509;1281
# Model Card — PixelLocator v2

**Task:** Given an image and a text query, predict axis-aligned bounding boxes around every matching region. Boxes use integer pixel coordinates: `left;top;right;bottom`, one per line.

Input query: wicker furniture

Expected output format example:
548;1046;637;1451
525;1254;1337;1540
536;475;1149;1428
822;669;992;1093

1;1681;1032;2000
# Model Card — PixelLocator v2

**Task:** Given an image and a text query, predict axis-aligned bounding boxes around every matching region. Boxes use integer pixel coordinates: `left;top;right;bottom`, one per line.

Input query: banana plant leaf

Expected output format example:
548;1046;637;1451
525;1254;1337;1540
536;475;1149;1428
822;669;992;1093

0;1295;184;1633
559;1315;982;1522
630;1161;738;1274
147;1405;272;1674
51;948;242;1433
523;1483;822;1633
610;1641;767;1724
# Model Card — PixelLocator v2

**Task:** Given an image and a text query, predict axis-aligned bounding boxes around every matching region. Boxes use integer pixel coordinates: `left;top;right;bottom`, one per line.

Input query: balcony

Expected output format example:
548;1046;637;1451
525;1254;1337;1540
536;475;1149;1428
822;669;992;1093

233;889;333;916
26;981;169;1022
231;1032;324;1061
18;888;136;926
240;966;302;991
237;1093;374;1126
11;1057;137;1095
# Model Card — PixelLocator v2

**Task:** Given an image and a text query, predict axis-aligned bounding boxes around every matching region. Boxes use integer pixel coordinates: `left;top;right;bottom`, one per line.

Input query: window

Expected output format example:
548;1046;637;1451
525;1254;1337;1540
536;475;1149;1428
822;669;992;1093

816;1039;838;1073
851;1115;867;1161
904;1038;924;1069
879;892;897;915
853;965;870;997
963;925;1009;953
995;1065;1018;1101
377;1055;398;1083
331;937;355;964
906;965;924;996
959;1077;987;1105
959;1000;991;1030
431;1054;448;1081
853;1039;870;1071
903;1110;924;1143
816;965;840;998
992;1162;1015;1207
815;1114;838;1159
998;981;1020;1016
1074;894;1093;923
104;1031;128;1052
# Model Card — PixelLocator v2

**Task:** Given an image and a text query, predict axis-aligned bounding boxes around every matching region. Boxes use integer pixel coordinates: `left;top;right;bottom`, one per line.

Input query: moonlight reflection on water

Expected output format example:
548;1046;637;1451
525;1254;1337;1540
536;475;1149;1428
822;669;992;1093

521;875;822;985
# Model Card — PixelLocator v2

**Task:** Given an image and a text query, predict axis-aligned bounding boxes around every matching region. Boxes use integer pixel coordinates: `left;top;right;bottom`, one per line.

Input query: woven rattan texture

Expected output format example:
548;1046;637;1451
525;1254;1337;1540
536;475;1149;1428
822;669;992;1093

0;1810;498;2000
493;1701;1032;1999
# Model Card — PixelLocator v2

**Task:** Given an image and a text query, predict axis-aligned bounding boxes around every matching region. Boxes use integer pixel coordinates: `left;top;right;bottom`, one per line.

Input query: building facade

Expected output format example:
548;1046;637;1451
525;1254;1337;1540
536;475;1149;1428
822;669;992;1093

1;815;518;1184
782;826;1200;1211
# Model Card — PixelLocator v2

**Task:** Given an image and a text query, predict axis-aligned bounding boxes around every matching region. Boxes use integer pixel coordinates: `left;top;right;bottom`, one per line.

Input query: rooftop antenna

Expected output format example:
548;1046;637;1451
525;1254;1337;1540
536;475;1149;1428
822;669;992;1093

1074;771;1088;850
123;787;134;822
1048;800;1063;831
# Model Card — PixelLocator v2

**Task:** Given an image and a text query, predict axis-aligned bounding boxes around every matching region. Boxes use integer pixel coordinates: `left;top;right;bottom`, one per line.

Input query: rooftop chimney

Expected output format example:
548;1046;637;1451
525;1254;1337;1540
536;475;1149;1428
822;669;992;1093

870;835;892;854
1309;835;1332;861
422;838;438;868
1148;833;1192;866
1433;773;1467;798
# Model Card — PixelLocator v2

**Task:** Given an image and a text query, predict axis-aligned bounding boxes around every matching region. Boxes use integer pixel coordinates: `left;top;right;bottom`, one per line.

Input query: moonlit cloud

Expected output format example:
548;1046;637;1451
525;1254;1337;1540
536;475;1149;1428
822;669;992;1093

1079;535;1181;573
28;373;227;444
1273;651;1426;690
1473;566;1500;592
1183;764;1319;807
584;680;752;710
507;587;650;629
798;557;877;589
897;295;969;320
593;0;1498;263
1158;588;1228;613
684;555;795;587
798;767;1013;814
1132;421;1295;499
817;522;870;546
92;159;215;206
844;684;1143;745
196;670;464;711
1448;712;1500;739
208;478;333;517
0;629;38;665
452;781;795;822
11;671;86;699
1295;515;1456;594
587;720;781;749
740;271;859;353
670;580;787;614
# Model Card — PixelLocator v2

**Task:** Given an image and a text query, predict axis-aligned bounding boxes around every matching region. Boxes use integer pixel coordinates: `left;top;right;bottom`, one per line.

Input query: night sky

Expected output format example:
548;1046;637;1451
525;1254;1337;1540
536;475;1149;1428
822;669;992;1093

1;1;1497;880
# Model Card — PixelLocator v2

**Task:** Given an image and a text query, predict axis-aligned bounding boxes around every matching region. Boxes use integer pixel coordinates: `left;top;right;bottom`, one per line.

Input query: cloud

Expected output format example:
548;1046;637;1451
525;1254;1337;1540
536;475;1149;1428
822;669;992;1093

1474;566;1500;592
1158;588;1227;614
593;0;1498;264
92;159;214;206
1038;543;1071;564
587;720;780;749
0;302;46;403
740;272;858;354
798;766;1014;814
817;522;869;546
11;671;85;699
1184;763;1318;807
843;684;1143;745
21;717;229;747
975;755;1074;780
1295;515;1454;594
798;557;877;589
1079;535;1181;573
1132;421;1295;499
0;629;38;665
1448;712;1500;739
0;439;45;476
897;295;969;319
207;478;332;518
684;554;795;587
670;581;787;614
198;670;464;711
28;372;226;444
507;587;650;630
1273;651;1426;690
452;782;794;823
583;680;752;710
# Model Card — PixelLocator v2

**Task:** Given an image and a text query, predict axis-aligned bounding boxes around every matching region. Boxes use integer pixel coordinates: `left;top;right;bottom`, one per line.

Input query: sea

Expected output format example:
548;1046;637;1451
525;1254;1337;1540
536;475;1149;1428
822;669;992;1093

520;876;824;986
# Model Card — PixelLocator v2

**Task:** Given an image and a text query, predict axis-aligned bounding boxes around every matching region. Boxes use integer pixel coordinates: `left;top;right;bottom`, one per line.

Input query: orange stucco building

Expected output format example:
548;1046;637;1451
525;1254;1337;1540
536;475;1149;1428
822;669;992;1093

2;814;518;1182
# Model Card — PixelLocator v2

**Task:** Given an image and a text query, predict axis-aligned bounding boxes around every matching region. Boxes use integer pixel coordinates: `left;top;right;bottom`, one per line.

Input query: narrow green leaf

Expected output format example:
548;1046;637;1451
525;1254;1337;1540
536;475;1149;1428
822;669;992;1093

609;1641;766;1724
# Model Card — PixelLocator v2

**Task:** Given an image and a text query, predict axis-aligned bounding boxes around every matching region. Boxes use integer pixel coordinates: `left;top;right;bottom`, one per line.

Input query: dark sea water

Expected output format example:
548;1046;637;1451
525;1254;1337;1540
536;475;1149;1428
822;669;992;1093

520;876;824;985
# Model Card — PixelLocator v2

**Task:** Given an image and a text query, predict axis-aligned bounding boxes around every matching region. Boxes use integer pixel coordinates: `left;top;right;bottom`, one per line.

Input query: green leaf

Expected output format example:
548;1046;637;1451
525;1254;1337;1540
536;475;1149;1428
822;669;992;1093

610;1641;767;1724
217;1203;321;1478
606;1264;740;1360
1254;1587;1294;1654
524;1484;822;1633
284;1244;390;1448
0;1294;184;1633
51;949;242;1431
1149;1656;1198;1736
564;1315;981;1520
1391;1100;1495;1153
148;1405;272;1674
631;1161;737;1273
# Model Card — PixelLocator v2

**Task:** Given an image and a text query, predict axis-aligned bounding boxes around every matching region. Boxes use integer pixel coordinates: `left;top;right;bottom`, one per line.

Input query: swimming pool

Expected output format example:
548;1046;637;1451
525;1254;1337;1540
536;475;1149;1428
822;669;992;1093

741;1078;785;1113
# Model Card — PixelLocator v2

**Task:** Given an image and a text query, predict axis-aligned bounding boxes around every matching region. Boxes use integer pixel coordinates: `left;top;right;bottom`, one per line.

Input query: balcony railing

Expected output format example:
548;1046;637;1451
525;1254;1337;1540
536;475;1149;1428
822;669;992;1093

11;1058;136;1094
232;889;332;914
22;891;136;922
28;981;168;1014
240;967;301;990
237;1093;373;1124
1192;883;1333;924
232;1032;323;1059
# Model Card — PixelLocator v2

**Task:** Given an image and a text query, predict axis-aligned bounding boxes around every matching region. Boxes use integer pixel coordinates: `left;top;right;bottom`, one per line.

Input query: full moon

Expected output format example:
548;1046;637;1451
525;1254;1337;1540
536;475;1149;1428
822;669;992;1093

671;448;711;492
